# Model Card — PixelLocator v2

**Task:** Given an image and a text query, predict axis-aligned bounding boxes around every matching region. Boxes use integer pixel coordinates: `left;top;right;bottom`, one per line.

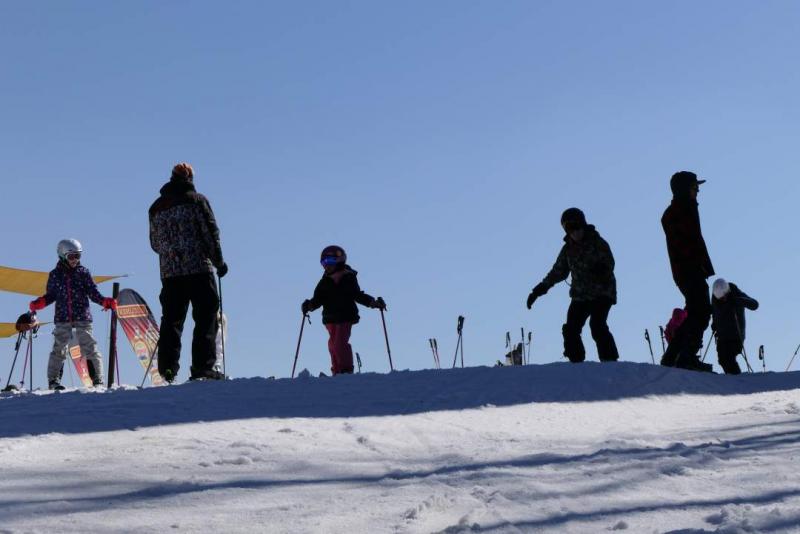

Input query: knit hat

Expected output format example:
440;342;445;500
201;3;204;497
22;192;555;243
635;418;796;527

171;162;194;182
712;278;731;299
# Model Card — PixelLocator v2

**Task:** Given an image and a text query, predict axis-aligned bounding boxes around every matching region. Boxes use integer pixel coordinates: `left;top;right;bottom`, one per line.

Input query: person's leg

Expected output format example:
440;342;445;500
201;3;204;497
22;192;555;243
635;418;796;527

158;277;190;379
325;324;338;374
47;323;73;384
563;300;591;363
589;298;619;361
74;321;104;384
679;279;712;363
189;273;220;378
333;323;354;374
716;339;742;375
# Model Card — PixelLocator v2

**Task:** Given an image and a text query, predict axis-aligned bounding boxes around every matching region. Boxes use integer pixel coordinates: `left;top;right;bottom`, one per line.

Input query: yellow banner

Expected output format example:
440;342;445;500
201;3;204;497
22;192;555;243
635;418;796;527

0;323;17;338
0;321;51;338
0;265;123;297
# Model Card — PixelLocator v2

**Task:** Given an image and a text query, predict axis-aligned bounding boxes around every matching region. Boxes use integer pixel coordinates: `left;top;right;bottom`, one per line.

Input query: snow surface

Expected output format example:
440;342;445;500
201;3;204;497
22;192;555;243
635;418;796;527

1;362;799;533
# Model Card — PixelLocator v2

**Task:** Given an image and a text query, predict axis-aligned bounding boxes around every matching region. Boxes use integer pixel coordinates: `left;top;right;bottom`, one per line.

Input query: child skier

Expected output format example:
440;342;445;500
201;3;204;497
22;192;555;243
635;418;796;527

711;278;759;375
301;245;385;375
29;239;117;390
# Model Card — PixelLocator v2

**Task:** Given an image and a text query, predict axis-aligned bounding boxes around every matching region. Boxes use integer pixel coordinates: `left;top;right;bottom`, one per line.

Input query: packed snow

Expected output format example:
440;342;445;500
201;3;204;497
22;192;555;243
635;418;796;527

1;362;799;533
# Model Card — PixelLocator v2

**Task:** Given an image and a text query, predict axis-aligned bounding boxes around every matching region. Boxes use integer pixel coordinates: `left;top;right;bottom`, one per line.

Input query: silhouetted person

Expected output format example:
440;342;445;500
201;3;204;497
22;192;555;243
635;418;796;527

527;208;619;363
660;171;714;371
711;278;759;375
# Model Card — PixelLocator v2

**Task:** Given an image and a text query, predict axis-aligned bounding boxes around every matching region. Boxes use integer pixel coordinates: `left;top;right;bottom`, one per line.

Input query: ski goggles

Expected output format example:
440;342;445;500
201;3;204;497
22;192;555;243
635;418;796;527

320;255;340;266
65;252;81;261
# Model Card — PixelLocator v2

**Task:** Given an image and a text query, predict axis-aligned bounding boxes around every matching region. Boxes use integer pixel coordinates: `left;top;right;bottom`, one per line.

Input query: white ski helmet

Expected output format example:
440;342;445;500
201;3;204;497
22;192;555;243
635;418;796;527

712;278;730;299
57;239;83;261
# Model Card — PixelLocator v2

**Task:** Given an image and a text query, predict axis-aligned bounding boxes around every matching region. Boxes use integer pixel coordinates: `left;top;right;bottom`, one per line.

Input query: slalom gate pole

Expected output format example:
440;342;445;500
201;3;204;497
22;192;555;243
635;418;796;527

379;308;394;372
701;330;716;362
218;275;226;377
758;345;766;373
291;314;310;379
107;282;120;387
3;332;24;392
785;343;800;372
644;329;655;364
659;326;666;355
140;345;158;389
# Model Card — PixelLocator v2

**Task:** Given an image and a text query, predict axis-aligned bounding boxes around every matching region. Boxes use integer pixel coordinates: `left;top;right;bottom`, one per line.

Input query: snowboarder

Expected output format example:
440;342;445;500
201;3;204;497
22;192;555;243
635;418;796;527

526;208;619;363
711;278;759;375
660;171;714;372
149;162;228;383
29;239;117;390
301;245;386;375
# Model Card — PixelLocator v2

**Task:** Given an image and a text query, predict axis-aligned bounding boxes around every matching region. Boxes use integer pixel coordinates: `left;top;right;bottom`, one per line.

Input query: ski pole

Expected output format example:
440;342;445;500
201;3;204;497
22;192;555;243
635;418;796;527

452;316;464;368
644;329;655;364
379;308;394;372
520;328;525;364
140;345;158;389
733;315;754;373
505;332;510;365
659;326;666;355
433;338;440;369
527;331;532;365
28;330;34;393
429;339;438;369
356;353;362;373
758;345;765;373
701;330;716;363
786;343;800;372
291;313;311;378
19;333;30;390
2;332;24;392
218;275;226;378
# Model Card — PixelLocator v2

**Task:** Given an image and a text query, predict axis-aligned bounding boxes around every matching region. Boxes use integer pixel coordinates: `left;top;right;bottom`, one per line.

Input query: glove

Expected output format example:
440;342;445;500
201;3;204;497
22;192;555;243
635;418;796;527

217;262;229;278
526;283;547;310
102;298;117;311
29;297;47;312
371;297;387;311
301;299;312;314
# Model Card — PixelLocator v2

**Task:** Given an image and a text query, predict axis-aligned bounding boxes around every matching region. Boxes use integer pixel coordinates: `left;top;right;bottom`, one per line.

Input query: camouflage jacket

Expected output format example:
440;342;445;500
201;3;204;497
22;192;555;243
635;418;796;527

149;180;224;279
537;226;617;303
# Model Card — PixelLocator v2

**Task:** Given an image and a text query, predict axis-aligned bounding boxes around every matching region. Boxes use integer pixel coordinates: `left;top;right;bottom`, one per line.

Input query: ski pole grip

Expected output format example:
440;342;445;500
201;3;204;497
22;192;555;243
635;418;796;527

457;315;464;333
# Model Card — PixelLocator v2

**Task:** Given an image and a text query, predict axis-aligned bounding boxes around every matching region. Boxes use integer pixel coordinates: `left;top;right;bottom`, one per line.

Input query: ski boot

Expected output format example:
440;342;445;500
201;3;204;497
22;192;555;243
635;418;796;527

49;380;66;391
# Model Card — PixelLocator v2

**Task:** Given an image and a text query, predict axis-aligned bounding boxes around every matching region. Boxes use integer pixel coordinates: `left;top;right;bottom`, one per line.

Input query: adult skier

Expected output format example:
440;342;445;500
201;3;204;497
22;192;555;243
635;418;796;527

526;208;619;363
711;278;759;374
29;239;117;389
149;163;228;382
660;171;714;371
301;245;386;375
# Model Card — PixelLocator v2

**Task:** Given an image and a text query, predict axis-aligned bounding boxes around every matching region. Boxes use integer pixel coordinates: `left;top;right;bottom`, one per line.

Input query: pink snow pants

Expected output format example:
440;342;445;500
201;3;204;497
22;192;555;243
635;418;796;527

325;323;354;375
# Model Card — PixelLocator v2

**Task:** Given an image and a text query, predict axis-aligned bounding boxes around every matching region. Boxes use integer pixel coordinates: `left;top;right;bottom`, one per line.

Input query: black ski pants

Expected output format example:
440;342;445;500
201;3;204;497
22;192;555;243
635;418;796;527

662;277;711;367
716;338;743;375
157;273;220;378
562;297;619;362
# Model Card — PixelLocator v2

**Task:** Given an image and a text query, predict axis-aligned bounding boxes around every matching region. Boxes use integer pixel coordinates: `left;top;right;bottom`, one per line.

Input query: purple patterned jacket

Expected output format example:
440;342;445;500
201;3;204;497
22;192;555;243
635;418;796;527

43;262;106;323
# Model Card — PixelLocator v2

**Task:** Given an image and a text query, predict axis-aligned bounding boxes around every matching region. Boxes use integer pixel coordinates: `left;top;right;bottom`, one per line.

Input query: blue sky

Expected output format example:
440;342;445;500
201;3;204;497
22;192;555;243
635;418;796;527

2;1;799;383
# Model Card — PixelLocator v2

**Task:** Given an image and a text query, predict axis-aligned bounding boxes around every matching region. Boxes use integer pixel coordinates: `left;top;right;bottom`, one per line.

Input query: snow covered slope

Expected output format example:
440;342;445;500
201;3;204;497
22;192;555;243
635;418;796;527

1;362;799;533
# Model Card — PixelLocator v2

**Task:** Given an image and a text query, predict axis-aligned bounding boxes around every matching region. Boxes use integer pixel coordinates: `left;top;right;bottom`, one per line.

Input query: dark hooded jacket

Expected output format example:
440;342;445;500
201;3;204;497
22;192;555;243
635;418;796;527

539;225;617;303
149;180;224;279
44;261;106;323
309;264;375;324
661;194;714;285
711;283;759;341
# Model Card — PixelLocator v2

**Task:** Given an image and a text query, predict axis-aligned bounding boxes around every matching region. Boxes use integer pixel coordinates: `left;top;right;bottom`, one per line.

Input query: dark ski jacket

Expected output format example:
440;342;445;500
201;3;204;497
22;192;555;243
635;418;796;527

538;225;617;303
308;265;375;325
712;283;759;342
661;198;714;285
43;261;106;323
149;180;224;280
